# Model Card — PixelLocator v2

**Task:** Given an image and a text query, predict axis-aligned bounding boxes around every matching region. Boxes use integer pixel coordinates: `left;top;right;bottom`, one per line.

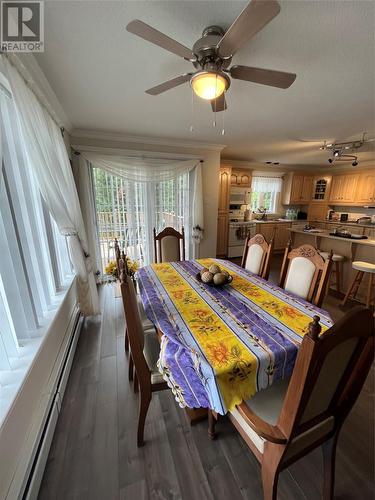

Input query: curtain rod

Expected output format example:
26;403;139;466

0;52;65;133
72;145;203;162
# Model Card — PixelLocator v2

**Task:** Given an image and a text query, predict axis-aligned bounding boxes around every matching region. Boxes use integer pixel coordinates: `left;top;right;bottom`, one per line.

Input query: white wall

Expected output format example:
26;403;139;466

0;280;79;500
70;133;222;260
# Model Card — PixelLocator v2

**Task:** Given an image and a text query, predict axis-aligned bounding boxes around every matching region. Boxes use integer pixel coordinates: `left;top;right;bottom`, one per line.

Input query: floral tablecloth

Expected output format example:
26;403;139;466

137;259;333;415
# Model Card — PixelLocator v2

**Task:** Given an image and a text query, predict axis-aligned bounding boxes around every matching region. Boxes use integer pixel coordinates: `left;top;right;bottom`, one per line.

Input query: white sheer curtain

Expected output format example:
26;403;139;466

80;152;204;265
2;56;99;316
251;176;283;193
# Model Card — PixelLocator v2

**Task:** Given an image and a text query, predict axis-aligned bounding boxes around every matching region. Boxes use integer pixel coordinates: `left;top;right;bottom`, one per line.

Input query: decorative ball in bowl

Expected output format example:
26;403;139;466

196;264;233;287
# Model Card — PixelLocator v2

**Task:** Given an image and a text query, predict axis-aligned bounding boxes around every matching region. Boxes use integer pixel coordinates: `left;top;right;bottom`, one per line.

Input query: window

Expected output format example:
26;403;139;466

250;176;283;214
0;80;73;423
92;167;191;269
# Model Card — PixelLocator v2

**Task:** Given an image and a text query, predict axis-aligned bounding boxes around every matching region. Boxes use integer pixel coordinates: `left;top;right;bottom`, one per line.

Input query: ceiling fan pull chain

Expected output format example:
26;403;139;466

190;87;194;133
213;76;217;128
221;96;225;135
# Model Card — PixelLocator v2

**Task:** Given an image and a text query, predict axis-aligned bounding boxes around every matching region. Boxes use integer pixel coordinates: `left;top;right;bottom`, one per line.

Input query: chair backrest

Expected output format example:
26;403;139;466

279;242;332;306
241;233;274;279
153;227;185;263
277;307;374;457
118;258;149;380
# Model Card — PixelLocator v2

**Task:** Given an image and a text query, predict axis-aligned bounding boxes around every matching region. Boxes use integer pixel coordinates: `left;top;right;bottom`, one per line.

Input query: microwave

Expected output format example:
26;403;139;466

229;187;251;205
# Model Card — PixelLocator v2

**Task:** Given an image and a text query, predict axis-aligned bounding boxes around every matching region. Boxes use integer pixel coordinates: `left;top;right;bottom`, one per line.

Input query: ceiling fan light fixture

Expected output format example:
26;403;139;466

190;71;229;100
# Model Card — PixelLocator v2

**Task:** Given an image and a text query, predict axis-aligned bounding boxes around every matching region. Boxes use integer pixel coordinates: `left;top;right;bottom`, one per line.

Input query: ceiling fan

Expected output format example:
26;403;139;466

126;0;296;112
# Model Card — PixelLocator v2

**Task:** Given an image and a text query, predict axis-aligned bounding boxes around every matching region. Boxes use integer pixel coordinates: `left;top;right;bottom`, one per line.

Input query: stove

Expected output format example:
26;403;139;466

228;221;256;258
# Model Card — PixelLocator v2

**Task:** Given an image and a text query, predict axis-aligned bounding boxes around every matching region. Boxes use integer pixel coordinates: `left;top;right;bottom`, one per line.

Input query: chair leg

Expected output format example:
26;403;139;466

125;327;129;352
322;436;338;500
341;271;363;306
261;460;280;500
128;353;134;381
208;410;216;440
335;261;341;294
366;274;374;309
137;389;151;447
134;370;139;393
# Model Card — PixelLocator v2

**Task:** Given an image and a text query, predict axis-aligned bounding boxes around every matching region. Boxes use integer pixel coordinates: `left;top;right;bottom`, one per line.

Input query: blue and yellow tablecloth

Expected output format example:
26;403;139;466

137;259;333;415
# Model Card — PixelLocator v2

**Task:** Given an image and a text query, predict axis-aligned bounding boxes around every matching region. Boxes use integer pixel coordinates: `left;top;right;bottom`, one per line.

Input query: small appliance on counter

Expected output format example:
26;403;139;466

340;213;349;222
356;216;372;225
297;210;307;220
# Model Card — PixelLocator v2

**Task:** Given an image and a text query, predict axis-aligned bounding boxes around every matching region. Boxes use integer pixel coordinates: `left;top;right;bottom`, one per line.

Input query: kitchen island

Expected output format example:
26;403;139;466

289;228;375;302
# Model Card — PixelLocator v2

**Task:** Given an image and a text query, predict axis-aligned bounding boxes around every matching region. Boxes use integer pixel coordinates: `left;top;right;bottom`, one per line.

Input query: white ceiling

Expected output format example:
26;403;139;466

36;0;375;167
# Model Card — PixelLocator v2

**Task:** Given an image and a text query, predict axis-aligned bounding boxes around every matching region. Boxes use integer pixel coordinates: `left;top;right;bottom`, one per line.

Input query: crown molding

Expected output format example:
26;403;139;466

70;128;226;152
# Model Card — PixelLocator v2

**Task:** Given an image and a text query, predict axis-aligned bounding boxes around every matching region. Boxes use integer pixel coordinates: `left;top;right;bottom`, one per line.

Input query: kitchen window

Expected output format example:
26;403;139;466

250;176;283;213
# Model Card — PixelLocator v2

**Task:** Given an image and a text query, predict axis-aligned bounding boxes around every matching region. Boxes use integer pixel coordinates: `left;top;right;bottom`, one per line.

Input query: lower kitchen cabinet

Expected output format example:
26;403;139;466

216;212;229;257
364;227;375;238
255;223;276;244
255;223;291;251
274;223;292;249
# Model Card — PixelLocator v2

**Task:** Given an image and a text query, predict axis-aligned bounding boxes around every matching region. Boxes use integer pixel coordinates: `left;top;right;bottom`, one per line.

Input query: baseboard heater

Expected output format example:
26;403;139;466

21;311;84;500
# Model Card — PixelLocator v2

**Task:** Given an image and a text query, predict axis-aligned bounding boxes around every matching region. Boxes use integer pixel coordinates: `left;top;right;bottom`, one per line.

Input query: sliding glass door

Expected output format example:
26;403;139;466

92;167;191;270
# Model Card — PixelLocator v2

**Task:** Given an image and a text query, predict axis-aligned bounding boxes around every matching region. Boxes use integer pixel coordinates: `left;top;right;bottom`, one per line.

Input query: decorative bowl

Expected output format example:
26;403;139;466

196;272;233;287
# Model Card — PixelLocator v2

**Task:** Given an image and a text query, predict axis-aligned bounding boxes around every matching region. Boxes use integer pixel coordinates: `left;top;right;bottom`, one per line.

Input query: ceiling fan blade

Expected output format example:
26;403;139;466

126;20;194;60
211;93;227;112
230;65;296;89
217;0;280;58
145;73;192;95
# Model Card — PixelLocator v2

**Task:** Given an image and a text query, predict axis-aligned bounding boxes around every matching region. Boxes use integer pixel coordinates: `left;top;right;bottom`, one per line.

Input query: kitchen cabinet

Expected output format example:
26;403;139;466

274;223;292;250
308;203;329;222
364;227;375;239
216;213;229;257
282;172;313;204
255;222;291;250
230;169;252;187
355;171;375;204
312;176;332;202
329;174;358;204
218;167;231;211
255;223;276;243
216;167;231;257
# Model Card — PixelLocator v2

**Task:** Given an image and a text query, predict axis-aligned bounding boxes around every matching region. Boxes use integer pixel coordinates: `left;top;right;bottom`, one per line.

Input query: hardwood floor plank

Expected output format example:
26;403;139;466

38;281;374;500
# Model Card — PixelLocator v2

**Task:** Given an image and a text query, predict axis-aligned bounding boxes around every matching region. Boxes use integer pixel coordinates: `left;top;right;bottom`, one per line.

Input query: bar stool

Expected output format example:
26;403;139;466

319;251;345;294
341;261;375;308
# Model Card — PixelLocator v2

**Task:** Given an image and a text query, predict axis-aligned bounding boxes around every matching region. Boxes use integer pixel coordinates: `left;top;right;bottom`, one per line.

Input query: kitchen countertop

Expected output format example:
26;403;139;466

312;219;375;229
252;219;306;224
289;228;375;247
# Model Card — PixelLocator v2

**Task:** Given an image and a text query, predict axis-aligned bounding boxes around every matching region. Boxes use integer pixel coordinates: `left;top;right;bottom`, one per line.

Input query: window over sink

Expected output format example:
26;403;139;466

250;176;283;213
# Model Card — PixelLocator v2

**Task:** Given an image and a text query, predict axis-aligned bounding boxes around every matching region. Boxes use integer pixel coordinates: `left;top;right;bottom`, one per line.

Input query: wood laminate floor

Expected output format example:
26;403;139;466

38;261;374;500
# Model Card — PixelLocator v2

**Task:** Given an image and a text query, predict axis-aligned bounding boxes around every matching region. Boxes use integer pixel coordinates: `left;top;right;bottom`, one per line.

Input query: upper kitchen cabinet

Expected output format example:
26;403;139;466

311;176;332;203
329;174;358;204
230;169;252;187
282;172;313;204
355;171;375;204
218;166;232;211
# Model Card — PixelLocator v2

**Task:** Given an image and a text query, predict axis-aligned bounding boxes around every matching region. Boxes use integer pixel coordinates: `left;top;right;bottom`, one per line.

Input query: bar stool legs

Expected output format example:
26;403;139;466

341;271;364;306
341;260;375;309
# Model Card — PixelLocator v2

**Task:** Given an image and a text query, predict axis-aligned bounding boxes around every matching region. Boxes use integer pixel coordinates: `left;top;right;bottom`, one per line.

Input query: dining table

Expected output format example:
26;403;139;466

137;258;333;416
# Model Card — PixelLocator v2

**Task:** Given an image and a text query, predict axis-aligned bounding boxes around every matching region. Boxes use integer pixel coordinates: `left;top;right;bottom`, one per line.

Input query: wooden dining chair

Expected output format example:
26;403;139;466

114;238;121;272
209;306;374;500
119;261;168;446
119;256;155;382
153;226;185;263
279;241;332;307
241;233;274;279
